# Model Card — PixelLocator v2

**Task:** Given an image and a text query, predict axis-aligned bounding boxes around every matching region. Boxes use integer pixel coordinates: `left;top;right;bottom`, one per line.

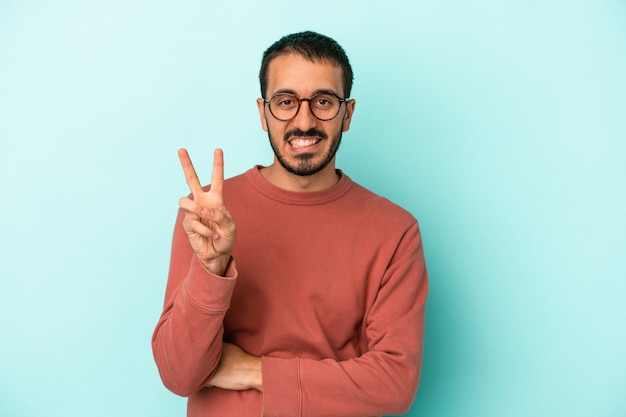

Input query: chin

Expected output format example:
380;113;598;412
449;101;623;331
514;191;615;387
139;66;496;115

282;157;330;177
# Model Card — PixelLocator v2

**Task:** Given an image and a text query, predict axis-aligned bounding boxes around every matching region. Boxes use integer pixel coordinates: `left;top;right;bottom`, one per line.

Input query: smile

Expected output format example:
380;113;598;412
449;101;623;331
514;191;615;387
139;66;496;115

289;137;321;149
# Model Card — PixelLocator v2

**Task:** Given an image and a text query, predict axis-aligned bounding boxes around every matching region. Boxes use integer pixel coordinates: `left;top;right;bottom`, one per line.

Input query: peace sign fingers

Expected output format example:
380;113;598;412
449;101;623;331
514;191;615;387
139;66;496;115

176;147;235;276
178;148;226;199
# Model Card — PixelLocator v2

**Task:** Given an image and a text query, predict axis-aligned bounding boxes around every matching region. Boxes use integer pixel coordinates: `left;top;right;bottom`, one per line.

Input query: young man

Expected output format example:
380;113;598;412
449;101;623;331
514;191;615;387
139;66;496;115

152;31;428;417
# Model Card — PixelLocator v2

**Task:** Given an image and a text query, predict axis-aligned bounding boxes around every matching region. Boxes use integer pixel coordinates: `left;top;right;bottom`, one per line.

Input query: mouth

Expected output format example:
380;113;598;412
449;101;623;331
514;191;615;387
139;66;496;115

288;137;322;150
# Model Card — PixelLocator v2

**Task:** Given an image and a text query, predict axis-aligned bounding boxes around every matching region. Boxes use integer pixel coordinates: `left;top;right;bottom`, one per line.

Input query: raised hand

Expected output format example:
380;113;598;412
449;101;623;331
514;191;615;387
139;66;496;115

178;148;236;276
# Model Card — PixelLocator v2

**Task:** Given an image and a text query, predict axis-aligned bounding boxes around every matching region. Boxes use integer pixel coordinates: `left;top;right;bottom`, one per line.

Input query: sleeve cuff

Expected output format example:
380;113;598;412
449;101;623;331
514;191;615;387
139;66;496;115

261;356;302;417
183;255;238;312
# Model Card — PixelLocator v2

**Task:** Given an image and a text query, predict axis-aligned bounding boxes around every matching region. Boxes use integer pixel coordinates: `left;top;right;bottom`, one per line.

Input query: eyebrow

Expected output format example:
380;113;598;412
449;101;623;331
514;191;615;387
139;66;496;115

271;88;342;97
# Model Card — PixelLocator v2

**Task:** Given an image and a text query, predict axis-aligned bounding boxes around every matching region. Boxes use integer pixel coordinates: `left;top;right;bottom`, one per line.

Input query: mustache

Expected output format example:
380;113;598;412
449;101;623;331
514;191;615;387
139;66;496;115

284;128;327;141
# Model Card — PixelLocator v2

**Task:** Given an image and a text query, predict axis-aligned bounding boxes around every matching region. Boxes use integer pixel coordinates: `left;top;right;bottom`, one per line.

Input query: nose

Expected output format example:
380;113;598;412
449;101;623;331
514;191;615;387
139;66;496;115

291;100;318;132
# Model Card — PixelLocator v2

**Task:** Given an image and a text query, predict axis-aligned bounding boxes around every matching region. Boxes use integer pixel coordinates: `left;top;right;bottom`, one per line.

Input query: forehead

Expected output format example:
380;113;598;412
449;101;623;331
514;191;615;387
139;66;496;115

265;53;344;96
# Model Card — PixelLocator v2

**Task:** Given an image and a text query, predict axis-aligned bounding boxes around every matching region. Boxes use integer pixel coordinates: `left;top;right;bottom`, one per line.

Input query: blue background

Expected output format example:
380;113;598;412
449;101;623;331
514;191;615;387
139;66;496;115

1;1;624;416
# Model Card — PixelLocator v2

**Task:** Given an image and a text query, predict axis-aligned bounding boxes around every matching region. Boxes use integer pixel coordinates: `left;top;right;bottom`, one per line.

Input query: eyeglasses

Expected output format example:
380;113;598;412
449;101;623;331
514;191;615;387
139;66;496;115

262;92;350;121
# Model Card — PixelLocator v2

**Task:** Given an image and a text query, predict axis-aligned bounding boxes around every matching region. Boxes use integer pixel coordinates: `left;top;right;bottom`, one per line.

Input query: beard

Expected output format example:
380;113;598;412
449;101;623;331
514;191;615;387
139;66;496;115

267;126;343;177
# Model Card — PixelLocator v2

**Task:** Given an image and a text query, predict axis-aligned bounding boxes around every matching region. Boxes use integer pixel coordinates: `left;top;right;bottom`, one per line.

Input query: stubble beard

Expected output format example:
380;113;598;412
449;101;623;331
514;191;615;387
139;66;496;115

267;127;343;177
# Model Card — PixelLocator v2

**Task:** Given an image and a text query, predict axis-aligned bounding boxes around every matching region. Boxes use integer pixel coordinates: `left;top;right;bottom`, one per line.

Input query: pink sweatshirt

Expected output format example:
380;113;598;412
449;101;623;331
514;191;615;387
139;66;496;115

152;167;428;417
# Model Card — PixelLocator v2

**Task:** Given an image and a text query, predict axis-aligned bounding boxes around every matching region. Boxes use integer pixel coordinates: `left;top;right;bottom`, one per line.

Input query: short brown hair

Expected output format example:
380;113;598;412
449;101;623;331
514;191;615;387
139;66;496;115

259;31;354;98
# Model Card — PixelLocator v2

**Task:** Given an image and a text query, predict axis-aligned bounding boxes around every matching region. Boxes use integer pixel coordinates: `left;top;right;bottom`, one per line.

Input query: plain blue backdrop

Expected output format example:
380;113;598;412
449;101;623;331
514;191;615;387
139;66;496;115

1;1;624;416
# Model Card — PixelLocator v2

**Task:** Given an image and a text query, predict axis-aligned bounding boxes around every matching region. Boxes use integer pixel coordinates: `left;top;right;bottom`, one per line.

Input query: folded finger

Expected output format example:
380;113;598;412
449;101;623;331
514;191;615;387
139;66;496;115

183;217;216;238
178;196;203;215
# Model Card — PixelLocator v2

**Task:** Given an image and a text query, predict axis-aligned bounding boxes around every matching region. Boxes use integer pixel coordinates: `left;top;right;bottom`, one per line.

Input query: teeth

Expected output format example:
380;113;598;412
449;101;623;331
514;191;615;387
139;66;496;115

290;138;320;148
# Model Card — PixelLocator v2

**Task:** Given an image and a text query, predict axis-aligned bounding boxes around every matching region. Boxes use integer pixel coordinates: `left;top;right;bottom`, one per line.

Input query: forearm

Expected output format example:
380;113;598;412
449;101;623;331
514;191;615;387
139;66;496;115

207;343;263;392
152;255;238;396
262;338;423;417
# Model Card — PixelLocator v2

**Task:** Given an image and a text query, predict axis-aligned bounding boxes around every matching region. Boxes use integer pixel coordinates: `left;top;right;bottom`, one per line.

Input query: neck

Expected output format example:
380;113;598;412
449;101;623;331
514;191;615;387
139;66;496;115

260;161;339;192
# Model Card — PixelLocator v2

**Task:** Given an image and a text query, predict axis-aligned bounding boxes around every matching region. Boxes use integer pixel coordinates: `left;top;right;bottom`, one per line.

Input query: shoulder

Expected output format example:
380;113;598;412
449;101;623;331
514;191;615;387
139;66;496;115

345;177;418;231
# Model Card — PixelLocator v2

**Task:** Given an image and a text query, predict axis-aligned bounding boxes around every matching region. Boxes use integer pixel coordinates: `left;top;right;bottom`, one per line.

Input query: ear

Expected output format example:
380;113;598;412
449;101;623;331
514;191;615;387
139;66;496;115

257;98;269;132
341;99;356;132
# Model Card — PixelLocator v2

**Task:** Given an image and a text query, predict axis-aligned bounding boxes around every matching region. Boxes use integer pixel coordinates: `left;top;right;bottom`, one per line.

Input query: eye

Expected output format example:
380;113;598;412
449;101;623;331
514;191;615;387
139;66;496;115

314;95;335;107
273;95;298;108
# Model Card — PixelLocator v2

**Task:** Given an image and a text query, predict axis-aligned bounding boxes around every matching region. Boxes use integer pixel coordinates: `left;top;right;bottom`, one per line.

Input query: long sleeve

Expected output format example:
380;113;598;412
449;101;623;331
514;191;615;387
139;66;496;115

152;209;238;397
261;222;428;417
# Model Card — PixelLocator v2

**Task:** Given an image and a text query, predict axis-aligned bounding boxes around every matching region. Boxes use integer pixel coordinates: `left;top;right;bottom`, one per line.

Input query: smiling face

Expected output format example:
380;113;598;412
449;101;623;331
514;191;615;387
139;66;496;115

257;53;355;190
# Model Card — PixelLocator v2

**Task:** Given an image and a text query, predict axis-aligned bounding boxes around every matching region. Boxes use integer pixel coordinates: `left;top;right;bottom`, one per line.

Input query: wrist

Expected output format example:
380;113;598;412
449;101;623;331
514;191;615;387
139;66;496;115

200;255;232;276
249;356;263;392
237;355;262;392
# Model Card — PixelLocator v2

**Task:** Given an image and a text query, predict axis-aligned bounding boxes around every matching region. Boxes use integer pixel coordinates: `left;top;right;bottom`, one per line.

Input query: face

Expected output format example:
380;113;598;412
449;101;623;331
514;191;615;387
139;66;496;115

257;54;355;177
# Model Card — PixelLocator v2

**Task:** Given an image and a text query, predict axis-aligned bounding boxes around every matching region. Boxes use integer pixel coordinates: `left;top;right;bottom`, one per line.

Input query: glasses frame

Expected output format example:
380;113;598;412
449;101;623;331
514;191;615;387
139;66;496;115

262;92;350;122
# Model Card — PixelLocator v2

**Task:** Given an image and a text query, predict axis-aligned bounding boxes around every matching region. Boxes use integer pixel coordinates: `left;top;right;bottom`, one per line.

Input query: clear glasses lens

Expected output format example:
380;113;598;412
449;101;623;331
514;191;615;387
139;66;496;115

269;93;341;121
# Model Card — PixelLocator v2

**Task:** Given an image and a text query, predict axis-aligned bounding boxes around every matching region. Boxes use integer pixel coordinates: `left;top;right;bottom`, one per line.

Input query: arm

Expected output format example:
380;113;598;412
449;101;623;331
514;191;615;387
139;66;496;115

261;222;428;417
152;149;237;397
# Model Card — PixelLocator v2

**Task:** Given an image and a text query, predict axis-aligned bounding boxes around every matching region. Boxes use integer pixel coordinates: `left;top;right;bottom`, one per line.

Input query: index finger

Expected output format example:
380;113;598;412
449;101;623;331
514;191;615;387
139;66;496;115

210;148;225;195
178;148;203;196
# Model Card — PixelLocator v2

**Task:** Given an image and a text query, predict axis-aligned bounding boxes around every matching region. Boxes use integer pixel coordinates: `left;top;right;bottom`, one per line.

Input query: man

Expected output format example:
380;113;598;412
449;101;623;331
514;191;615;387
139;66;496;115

152;31;428;417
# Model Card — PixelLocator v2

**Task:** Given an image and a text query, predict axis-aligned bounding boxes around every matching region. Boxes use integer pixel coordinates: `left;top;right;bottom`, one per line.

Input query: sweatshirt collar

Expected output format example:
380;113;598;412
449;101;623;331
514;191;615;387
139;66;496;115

245;165;353;206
